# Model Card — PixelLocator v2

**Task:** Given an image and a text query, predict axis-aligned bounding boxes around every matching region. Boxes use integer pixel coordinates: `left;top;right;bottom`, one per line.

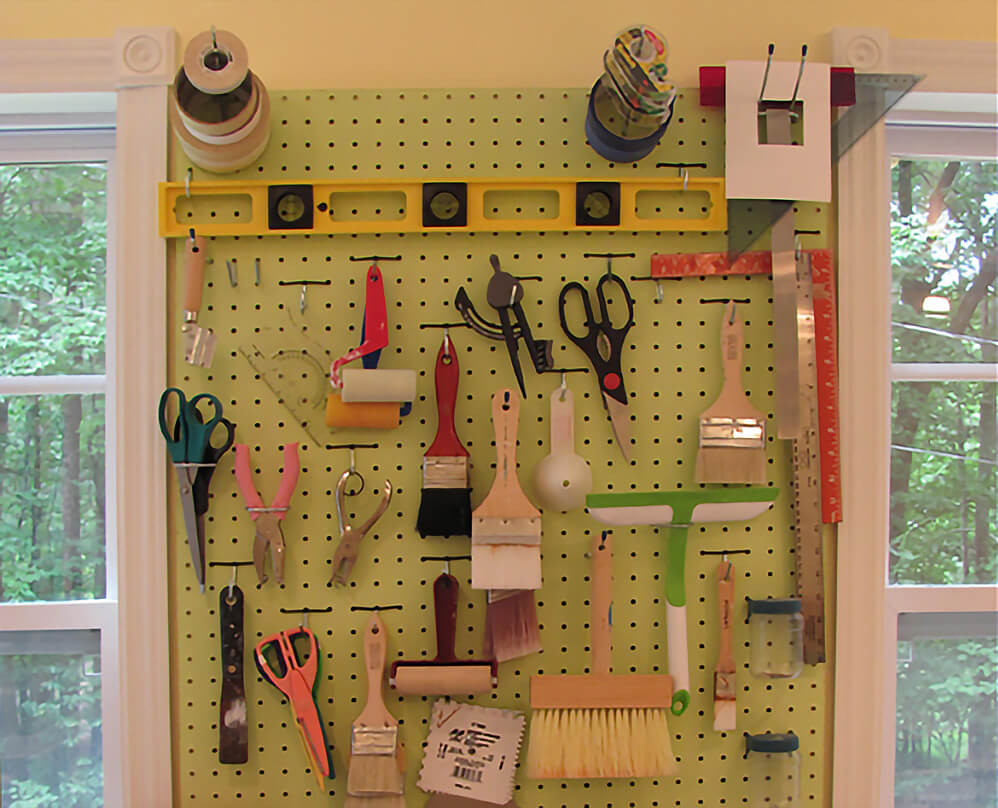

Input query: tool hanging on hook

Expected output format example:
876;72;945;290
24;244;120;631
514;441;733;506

455;255;553;397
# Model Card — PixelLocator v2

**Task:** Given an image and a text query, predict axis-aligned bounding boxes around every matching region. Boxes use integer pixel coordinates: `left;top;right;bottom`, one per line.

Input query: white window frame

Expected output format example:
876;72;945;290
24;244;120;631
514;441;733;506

831;28;998;808
0;30;174;808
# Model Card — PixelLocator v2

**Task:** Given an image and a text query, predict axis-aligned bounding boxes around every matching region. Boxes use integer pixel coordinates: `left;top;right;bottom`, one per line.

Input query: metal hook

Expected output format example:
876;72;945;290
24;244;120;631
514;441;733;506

254;258;261;286
509;282;519;307
599;530;608;551
654;280;664;304
210;25;218;50
225;259;238;288
682;166;688;192
443;326;451;358
729;301;737;325
228;565;237;600
188;227;197;245
789;44;808;117
185;167;192;199
759;43;775;102
559;371;568;401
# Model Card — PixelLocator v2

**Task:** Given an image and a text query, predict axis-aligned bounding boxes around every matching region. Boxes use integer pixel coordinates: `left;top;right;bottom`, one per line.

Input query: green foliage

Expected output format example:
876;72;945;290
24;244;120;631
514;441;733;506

0;162;107;807
891;156;998;806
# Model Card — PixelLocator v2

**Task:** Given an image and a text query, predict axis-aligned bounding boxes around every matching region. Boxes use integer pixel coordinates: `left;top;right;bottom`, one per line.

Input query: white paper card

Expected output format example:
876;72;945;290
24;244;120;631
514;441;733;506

725;59;831;202
418;700;525;805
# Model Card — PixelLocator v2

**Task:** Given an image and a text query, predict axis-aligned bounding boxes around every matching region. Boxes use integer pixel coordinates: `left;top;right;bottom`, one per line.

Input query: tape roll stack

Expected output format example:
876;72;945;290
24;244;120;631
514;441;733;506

169;29;271;173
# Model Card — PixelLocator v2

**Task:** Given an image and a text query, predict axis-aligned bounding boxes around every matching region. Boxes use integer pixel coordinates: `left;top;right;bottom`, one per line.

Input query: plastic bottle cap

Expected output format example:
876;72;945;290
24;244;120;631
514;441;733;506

746;597;802;616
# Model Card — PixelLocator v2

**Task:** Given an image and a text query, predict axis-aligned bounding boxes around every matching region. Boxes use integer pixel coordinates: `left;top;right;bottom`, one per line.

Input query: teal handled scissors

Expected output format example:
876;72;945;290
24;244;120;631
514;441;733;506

158;388;235;592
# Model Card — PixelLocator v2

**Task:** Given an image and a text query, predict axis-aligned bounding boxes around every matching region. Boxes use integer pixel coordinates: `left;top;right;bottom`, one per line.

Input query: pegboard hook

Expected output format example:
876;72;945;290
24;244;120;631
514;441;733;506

185;167;192;199
559;371;567;401
759;43;775;103
228;565;238;600
443;326;451;358
654;280;664;304
789;44;808;118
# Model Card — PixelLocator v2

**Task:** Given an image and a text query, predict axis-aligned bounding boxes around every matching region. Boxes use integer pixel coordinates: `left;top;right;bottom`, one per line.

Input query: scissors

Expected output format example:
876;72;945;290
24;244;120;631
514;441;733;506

158;388;235;592
558;269;636;461
233;443;300;585
330;469;392;586
255;626;331;784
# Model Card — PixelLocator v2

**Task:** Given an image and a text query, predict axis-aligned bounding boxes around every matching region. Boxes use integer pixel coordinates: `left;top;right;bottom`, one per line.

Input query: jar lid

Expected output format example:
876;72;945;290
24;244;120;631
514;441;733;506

745;732;799;754
747;597;802;615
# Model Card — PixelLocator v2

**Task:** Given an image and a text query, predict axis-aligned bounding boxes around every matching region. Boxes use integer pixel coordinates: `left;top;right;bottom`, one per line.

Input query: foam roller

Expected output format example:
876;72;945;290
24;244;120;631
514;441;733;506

340;368;417;403
325;392;401;429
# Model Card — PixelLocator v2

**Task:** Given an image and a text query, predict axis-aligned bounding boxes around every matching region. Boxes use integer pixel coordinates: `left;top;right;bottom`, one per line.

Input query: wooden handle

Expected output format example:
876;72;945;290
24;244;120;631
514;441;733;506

426;340;468;458
717;561;736;673
548;387;575;455
432;573;460;663
184;236;208;315
356;613;394;727
473;389;540;519
718;302;745;399
591;533;612;675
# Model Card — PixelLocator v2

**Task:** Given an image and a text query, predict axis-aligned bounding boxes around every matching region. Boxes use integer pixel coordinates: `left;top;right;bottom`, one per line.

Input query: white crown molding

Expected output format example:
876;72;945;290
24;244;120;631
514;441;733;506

0;38;114;92
831;26;998;95
0;28;176;93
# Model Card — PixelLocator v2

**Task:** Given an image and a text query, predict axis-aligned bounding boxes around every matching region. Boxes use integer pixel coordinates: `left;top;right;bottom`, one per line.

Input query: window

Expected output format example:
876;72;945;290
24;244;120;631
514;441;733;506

887;125;997;808
0;128;116;807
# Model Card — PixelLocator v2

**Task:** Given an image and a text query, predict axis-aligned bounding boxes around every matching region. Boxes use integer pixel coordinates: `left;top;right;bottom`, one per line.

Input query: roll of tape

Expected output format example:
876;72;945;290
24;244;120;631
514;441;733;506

173;66;257;138
183;29;250;95
341;369;417;403
189;92;264;146
169;73;271;173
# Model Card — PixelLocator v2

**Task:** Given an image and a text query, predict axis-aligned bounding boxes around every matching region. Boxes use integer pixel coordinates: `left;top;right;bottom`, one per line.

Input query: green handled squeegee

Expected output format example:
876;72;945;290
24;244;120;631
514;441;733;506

586;487;778;716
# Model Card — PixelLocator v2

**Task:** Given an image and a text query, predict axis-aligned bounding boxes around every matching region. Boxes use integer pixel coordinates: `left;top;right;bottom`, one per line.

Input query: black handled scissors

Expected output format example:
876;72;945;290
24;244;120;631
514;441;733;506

558;272;635;460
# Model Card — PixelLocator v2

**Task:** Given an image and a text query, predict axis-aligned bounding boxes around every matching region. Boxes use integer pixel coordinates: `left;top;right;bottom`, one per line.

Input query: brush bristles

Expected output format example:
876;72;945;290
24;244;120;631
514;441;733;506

416;488;472;537
485;591;542;662
347;752;405;796
713;698;737;732
527;708;677;779
696;446;768;485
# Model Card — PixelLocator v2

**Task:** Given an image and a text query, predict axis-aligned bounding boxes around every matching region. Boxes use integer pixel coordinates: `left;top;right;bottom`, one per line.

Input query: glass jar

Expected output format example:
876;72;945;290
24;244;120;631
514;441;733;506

747;597;803;679
745;732;800;807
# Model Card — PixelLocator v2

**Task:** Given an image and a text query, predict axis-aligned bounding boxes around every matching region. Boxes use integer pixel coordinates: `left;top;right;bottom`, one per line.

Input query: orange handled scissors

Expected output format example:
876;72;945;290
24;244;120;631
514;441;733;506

255;626;331;783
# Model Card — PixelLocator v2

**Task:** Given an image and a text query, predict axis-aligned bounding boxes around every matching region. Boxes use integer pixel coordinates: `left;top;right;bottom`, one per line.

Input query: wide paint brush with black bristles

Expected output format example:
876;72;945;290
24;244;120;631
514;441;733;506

417;335;472;537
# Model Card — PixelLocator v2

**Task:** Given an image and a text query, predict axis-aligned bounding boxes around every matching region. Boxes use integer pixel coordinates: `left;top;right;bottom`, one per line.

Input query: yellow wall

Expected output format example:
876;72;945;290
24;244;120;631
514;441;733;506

5;0;998;88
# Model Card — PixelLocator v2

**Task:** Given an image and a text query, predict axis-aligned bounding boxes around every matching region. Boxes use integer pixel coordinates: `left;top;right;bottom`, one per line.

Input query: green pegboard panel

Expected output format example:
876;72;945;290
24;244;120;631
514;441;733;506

166;88;832;806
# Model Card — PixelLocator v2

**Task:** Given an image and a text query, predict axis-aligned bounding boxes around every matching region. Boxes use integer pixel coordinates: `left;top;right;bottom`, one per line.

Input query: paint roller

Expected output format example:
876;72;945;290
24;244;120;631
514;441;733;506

326;259;416;429
586;487;778;715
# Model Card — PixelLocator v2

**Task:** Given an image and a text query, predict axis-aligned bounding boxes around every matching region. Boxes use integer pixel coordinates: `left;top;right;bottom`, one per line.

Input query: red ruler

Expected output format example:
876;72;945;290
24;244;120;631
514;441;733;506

650;250;773;277
809;250;842;524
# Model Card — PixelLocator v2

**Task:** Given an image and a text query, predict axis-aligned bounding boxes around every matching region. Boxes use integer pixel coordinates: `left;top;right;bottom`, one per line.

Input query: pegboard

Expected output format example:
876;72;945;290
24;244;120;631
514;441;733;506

165;88;832;807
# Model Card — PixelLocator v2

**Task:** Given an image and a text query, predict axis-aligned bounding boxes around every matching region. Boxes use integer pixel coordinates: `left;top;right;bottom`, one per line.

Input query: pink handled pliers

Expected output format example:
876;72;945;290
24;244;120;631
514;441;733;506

234;443;300;585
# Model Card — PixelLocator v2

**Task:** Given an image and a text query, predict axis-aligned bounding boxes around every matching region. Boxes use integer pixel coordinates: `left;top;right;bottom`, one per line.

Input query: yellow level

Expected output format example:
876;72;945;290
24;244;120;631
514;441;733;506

158;176;726;237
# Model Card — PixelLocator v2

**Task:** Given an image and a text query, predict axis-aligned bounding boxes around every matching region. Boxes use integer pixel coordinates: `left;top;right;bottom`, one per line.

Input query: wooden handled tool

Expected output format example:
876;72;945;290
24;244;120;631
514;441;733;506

348;613;405;797
696;301;767;484
471;389;542;590
182;235;217;367
712;560;737;731
390;573;497;695
417;339;472;537
532;386;592;512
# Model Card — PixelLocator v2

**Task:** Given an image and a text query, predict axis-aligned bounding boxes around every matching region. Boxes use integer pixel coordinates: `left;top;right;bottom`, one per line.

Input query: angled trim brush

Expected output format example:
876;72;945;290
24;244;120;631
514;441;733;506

696;301;768;484
417;336;472;537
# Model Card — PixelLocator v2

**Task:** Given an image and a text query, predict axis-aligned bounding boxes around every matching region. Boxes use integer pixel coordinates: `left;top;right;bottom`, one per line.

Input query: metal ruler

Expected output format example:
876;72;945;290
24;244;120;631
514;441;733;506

158;175;727;238
792;251;826;665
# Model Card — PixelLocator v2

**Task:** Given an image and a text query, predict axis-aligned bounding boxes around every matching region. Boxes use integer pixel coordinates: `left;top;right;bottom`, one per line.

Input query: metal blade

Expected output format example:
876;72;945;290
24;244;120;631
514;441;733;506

604;394;632;462
496;306;527;397
183;323;217;368
175;465;205;592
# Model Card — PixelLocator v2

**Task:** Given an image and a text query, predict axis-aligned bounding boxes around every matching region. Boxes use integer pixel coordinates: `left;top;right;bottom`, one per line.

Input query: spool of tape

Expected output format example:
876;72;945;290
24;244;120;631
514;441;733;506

341;369;417;403
169;73;271;173
173;66;257;139
183;29;250;95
